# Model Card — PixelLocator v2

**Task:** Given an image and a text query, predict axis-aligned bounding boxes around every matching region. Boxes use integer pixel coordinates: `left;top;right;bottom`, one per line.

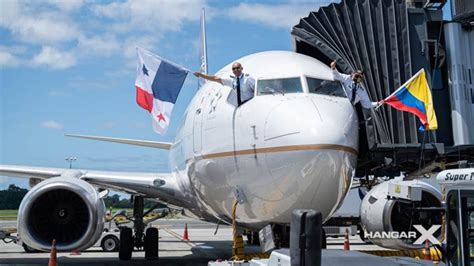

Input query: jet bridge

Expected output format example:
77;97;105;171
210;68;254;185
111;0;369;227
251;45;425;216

291;0;474;177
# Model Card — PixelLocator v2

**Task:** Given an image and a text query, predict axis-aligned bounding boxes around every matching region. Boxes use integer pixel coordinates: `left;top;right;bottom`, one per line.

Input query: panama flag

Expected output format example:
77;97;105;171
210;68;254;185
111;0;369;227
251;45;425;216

383;69;438;131
135;47;188;134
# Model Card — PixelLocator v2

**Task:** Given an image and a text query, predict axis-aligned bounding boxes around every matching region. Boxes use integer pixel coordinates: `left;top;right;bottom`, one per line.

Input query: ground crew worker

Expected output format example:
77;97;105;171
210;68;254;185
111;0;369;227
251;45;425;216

194;62;255;106
330;60;380;109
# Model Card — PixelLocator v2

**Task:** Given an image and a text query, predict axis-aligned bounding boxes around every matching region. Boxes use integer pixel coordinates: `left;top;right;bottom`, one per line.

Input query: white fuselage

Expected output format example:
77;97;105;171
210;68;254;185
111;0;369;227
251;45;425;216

169;51;358;229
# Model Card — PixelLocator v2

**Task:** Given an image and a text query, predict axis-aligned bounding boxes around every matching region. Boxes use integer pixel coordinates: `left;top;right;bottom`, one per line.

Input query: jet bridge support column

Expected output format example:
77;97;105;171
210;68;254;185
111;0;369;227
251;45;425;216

290;209;322;266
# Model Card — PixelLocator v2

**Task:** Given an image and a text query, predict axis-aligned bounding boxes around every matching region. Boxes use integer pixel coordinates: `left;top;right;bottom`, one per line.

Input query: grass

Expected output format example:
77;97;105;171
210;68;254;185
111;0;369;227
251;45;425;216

0;209;18;220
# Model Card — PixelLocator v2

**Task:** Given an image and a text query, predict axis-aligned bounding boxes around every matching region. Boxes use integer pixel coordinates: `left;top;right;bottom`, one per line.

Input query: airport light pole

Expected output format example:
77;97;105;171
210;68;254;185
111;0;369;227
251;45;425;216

65;157;77;169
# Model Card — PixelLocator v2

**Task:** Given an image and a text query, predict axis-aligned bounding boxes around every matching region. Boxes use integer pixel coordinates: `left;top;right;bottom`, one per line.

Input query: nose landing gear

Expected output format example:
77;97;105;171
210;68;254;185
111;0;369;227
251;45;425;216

118;196;159;260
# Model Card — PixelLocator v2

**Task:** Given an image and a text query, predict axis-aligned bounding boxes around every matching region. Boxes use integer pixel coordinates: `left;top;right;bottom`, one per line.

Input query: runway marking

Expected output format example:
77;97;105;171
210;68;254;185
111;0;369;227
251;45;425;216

202;144;358;159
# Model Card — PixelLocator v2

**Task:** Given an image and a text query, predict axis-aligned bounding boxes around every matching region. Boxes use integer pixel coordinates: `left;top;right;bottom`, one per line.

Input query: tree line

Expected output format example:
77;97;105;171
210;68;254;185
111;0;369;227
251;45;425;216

0;184;161;210
0;184;28;209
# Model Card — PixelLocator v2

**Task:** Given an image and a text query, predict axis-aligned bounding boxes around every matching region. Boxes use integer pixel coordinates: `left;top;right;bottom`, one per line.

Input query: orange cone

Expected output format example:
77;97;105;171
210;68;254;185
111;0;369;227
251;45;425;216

48;239;57;266
183;223;189;241
343;228;350;251
424;239;431;260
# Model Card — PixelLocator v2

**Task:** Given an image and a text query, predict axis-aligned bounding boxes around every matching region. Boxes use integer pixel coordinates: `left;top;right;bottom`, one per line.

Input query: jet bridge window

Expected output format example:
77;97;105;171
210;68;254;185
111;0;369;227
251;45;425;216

257;77;303;95
307;77;346;98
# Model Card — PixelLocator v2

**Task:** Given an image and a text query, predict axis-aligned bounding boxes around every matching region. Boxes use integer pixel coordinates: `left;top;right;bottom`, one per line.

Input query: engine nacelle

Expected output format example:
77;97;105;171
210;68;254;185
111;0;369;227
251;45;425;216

18;175;105;251
360;180;442;250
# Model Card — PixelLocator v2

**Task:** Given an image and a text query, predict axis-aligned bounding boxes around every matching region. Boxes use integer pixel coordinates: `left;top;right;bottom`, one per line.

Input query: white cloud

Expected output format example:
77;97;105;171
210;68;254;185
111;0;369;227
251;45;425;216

0;0;20;28
47;0;84;12
0;51;20;68
0;2;81;70
0;1;80;44
226;3;314;29
92;0;206;33
123;36;158;60
91;1;127;19
0;45;27;68
77;34;121;57
33;46;76;69
14;16;79;44
0;0;210;70
41;120;64;130
0;45;28;54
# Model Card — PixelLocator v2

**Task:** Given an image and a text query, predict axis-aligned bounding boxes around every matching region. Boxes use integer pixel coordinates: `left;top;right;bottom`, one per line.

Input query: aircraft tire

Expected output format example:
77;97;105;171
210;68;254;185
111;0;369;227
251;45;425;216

144;227;158;259
251;232;260;245
245;232;253;245
358;224;371;243
119;227;133;260
101;234;119;252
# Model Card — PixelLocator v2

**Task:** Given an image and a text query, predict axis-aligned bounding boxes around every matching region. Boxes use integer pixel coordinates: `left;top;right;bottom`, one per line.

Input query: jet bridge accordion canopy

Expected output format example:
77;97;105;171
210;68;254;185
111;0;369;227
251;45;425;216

291;0;451;151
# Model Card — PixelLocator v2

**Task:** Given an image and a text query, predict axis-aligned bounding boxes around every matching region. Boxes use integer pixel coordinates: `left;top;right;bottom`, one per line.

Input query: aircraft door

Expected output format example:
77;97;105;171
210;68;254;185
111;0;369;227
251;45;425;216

233;99;259;160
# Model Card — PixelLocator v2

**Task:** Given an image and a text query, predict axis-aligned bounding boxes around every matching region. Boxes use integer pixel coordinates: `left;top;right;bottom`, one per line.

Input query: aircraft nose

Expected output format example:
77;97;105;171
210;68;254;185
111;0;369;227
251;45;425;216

263;97;318;144
263;96;357;147
256;96;356;220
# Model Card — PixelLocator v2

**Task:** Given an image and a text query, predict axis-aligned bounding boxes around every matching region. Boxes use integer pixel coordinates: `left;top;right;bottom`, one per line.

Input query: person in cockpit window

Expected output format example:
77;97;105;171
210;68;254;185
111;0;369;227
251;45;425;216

194;62;255;106
330;60;380;109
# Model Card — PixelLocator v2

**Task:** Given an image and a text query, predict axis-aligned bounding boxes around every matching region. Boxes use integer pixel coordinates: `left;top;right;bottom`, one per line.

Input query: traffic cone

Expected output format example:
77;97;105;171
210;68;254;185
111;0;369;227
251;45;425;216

424;239;431;261
183;223;189;241
48;239;57;266
343;228;350;251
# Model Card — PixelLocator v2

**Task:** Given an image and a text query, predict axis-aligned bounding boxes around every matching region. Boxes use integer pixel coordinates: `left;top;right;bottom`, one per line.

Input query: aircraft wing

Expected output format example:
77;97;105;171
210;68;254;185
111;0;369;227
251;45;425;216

0;164;184;206
65;134;172;150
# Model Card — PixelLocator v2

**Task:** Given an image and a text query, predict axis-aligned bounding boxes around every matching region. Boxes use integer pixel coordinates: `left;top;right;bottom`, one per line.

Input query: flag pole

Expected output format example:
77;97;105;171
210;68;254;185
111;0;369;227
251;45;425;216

374;102;384;110
418;129;427;172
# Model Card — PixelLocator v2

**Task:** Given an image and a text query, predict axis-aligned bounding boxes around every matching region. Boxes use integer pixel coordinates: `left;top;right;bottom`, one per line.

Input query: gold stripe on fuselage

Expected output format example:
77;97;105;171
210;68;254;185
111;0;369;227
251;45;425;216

201;144;358;160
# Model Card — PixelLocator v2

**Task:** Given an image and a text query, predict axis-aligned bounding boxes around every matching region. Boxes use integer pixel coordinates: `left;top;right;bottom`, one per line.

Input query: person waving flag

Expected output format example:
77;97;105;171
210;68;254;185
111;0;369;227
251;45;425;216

380;69;438;131
135;47;189;134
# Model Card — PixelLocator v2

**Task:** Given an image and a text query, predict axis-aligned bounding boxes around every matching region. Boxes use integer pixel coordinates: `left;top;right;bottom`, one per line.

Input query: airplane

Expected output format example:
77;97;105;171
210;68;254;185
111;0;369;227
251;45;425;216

0;50;358;259
0;9;442;261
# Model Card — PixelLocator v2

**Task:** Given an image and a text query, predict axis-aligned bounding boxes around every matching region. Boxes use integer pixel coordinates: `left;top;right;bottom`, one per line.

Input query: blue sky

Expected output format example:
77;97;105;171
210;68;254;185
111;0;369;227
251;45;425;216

0;0;453;190
0;0;333;189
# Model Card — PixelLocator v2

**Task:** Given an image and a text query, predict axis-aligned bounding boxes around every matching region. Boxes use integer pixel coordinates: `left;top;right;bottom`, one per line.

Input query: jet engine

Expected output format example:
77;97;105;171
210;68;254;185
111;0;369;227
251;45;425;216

17;175;105;251
360;179;442;250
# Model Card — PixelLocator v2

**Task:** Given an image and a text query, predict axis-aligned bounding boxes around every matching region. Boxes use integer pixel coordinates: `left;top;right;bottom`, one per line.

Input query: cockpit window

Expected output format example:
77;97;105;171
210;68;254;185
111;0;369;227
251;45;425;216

307;77;346;98
257;77;303;95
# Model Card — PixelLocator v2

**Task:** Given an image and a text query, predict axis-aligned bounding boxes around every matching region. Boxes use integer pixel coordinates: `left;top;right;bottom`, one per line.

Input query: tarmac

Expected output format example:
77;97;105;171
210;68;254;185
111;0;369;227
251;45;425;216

0;218;389;266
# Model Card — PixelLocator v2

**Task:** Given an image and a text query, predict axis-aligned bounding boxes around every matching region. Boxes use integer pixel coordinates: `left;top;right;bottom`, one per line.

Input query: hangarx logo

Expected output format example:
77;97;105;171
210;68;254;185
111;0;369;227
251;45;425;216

364;225;441;245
